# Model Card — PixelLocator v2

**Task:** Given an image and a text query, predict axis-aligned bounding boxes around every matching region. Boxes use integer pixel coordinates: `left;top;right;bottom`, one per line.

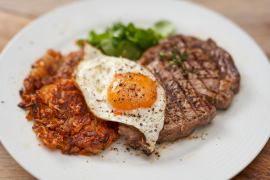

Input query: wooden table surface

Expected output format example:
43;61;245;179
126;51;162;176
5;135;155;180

0;0;269;179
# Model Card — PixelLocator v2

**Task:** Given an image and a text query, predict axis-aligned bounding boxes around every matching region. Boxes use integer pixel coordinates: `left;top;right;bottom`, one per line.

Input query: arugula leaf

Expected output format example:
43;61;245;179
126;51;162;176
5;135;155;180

100;38;119;56
152;20;175;38
85;21;175;60
118;40;141;59
88;31;111;47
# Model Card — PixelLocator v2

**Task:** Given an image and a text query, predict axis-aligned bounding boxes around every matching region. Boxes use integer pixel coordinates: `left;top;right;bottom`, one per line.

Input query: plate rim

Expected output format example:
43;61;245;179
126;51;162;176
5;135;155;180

0;0;269;179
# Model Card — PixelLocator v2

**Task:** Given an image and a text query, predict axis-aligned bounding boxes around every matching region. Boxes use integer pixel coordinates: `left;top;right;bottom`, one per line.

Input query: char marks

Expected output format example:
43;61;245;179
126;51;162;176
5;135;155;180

147;51;216;142
140;35;240;109
139;34;240;142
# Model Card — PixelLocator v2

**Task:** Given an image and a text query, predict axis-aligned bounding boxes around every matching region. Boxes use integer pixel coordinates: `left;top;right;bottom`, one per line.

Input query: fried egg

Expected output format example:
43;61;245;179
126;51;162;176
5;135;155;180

75;45;166;152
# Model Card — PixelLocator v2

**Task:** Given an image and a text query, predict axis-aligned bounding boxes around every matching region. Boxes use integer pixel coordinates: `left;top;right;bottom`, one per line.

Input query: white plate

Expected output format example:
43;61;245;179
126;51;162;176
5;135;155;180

0;0;269;179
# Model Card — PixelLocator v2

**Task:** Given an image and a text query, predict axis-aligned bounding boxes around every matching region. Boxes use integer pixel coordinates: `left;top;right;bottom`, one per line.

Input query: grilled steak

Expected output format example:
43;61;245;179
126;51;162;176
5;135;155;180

119;35;240;153
140;35;240;109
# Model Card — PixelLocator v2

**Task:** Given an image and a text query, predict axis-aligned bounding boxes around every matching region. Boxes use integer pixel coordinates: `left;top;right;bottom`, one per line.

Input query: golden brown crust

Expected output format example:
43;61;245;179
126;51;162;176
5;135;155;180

19;50;118;155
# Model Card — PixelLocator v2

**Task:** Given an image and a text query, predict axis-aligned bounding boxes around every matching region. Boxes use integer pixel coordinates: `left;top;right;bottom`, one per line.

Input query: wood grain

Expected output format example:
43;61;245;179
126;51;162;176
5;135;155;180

193;0;270;179
0;0;73;18
0;11;30;50
0;0;269;179
195;0;270;59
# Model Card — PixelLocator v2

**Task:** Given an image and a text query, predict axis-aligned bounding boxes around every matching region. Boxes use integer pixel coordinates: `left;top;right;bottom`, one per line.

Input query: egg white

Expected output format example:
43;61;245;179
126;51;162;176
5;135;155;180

75;45;166;152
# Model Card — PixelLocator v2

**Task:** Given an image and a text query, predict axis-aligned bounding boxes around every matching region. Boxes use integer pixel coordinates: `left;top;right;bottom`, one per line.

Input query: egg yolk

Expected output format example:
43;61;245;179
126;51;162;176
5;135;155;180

108;73;157;111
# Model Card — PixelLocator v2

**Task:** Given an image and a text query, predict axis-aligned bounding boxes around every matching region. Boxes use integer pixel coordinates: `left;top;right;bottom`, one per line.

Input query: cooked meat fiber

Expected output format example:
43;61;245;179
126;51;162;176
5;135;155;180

119;35;240;151
20;35;240;155
118;125;152;154
141;35;240;109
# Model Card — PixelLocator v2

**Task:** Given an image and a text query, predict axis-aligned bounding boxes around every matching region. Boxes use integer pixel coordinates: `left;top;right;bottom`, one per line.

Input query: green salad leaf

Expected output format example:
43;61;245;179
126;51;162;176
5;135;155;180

84;20;175;60
152;20;175;38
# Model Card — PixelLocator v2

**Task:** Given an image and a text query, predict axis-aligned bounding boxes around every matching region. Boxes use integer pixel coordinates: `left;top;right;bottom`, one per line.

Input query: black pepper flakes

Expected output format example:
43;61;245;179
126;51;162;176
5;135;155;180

154;151;160;158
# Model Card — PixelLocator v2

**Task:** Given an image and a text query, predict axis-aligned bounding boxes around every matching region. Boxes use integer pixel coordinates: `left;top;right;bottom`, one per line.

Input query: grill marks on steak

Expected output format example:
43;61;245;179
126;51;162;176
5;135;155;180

140;35;240;109
147;59;215;142
20;35;240;156
142;35;240;141
119;35;240;153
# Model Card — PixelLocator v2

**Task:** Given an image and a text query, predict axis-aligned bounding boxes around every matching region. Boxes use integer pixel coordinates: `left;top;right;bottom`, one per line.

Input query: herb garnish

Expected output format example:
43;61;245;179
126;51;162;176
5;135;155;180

168;48;188;67
78;21;175;60
161;47;190;75
159;51;165;60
